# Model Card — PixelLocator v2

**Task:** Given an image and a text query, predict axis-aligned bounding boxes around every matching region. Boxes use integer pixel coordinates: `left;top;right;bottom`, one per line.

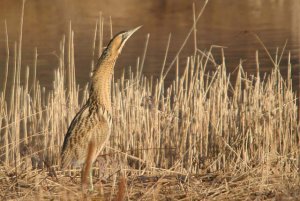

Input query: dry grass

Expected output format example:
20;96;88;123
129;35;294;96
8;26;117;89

0;1;299;200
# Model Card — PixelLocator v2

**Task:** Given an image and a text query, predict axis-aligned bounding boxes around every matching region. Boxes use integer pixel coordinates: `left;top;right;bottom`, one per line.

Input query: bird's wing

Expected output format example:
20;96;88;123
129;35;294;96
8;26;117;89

61;103;100;168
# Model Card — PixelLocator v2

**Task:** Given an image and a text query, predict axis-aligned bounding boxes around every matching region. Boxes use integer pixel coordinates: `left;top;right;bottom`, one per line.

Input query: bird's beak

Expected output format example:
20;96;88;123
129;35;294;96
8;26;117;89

123;25;142;40
118;26;142;54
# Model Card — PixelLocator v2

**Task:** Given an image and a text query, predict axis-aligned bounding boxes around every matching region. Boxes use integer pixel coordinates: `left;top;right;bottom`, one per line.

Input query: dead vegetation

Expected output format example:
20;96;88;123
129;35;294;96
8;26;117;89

0;1;299;200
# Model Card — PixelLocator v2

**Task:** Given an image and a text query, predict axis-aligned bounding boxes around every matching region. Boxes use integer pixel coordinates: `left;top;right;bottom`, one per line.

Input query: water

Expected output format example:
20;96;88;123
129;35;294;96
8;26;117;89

0;0;299;90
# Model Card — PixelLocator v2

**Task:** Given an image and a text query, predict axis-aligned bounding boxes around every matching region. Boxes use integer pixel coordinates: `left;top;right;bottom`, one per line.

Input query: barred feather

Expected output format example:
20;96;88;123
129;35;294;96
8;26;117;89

61;100;112;168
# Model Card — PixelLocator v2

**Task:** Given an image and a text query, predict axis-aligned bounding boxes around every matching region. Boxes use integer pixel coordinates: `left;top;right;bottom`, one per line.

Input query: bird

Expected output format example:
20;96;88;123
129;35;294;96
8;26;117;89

61;26;141;191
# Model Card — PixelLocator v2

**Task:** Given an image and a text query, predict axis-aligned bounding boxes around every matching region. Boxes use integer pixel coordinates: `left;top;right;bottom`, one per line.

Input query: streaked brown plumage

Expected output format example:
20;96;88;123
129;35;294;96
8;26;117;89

61;26;141;190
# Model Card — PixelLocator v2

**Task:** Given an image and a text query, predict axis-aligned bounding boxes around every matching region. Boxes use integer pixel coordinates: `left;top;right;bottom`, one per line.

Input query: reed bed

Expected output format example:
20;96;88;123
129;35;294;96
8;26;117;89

1;5;300;201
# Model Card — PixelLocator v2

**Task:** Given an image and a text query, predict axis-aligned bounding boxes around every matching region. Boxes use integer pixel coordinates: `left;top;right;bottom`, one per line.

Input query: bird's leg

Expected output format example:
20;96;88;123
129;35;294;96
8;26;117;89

82;141;96;192
89;169;94;191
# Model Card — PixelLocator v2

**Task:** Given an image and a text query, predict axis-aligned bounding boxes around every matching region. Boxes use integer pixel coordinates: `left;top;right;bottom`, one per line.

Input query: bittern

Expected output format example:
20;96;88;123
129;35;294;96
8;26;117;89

61;26;141;191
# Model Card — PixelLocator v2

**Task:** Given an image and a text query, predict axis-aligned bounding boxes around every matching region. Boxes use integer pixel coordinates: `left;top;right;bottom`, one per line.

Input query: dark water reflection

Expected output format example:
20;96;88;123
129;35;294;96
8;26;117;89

0;0;299;89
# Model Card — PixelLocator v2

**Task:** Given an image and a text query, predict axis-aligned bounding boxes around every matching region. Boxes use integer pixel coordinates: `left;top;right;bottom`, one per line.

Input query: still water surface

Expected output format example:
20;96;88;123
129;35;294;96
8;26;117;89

0;0;299;89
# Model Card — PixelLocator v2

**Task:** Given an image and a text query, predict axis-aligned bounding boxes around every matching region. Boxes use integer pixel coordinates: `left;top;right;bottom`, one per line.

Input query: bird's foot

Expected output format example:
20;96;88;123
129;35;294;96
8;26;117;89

88;184;94;192
81;184;93;194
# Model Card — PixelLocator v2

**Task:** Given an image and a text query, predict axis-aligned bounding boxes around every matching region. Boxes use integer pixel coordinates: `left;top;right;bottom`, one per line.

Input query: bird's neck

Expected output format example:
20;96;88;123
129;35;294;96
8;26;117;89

90;56;117;114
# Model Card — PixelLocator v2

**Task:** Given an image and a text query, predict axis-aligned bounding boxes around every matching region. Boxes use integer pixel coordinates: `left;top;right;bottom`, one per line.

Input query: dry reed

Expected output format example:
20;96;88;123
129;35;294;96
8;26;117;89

0;1;299;200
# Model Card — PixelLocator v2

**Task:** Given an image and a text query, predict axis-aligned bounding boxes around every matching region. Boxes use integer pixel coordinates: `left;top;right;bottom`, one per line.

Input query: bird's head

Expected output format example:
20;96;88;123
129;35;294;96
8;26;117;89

106;25;142;56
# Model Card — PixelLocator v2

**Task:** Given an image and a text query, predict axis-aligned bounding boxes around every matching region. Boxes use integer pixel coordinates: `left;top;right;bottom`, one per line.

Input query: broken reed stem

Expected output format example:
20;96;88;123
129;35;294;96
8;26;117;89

114;175;126;201
163;0;209;79
2;20;9;99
